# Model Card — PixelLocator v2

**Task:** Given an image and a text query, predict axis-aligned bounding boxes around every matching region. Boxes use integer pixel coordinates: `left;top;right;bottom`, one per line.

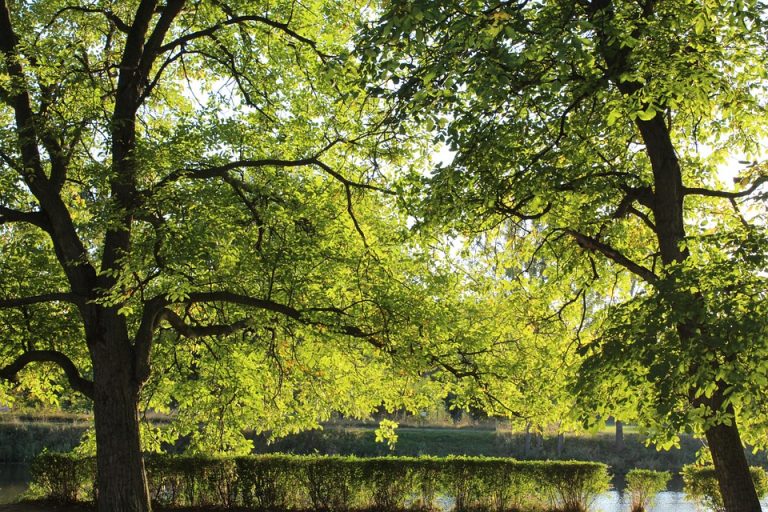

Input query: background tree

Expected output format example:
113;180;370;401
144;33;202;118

360;1;768;510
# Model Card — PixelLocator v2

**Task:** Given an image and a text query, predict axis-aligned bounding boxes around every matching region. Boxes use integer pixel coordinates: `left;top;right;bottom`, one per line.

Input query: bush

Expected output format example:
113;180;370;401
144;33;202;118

409;456;441;509
625;469;670;512
683;464;768;512
145;454;237;507
300;456;360;511
236;454;301;510
29;452;610;511
358;457;416;511
534;461;611;512
438;456;491;511
29;452;95;503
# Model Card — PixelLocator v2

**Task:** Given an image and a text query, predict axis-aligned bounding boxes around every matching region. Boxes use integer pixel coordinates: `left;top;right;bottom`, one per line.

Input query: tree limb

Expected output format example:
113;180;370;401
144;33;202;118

0;0;97;296
45;5;130;33
0;350;94;399
158;156;392;195
158;308;252;338
146;291;387;347
159;14;333;61
0;292;79;308
0;206;50;230
683;176;768;199
565;229;658;283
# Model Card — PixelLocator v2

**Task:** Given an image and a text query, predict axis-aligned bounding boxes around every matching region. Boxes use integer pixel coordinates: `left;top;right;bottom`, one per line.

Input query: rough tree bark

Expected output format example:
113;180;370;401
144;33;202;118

88;313;152;512
585;1;762;508
638;114;761;512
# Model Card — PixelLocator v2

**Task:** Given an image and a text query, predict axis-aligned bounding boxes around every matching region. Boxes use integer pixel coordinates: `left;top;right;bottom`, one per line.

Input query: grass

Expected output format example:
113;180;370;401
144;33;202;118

0;423;86;463
248;425;699;477
3;410;766;480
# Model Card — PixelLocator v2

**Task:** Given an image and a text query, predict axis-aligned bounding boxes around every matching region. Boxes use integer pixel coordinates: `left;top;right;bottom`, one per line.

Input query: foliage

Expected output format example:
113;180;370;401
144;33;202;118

236;455;301;511
28;452;95;504
0;420;86;462
358;0;768;457
145;454;237;508
29;452;610;511
625;469;670;512
0;0;481;481
683;465;768;512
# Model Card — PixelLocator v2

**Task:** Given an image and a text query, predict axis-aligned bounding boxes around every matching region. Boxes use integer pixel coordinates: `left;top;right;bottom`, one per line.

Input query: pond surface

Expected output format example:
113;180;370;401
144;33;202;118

3;462;768;511
0;464;29;505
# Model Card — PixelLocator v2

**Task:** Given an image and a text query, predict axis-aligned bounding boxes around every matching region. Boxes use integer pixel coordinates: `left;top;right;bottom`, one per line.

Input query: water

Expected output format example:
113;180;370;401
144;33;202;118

0;463;30;504
594;491;768;512
593;491;699;511
2;462;768;511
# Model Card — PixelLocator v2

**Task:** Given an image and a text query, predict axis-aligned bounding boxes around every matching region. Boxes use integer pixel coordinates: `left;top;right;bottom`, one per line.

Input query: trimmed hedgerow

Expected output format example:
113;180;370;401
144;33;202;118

235;454;302;510
29;452;96;503
300;456;361;512
144;454;237;507
683;464;768;512
625;469;670;512
533;461;611;512
357;457;416;511
30;452;611;511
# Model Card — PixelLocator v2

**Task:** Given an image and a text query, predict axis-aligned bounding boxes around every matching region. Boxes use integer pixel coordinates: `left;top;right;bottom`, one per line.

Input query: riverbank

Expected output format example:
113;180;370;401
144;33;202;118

2;412;767;476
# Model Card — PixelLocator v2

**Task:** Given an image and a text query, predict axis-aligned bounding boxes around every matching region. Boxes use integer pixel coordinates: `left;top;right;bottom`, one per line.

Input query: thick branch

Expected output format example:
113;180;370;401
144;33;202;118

683;176;768;199
0;350;94;399
0;0;97;295
158;308;251;338
0;0;46;183
159;291;384;343
138;0;187;79
0;206;50;230
566;229;658;283
158;156;391;195
0;292;79;308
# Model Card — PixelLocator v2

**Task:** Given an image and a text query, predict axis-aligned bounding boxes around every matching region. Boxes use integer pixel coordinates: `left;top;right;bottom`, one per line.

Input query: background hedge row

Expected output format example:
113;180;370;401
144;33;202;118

30;453;610;512
682;464;768;512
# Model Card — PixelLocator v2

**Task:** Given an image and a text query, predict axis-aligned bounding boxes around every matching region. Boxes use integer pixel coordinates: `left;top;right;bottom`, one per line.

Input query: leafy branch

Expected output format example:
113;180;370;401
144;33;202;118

0;350;93;398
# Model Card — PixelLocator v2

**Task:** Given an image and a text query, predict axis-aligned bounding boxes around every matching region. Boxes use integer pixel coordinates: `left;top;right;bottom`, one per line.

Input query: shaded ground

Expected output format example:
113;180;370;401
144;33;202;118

0;503;93;512
0;502;251;512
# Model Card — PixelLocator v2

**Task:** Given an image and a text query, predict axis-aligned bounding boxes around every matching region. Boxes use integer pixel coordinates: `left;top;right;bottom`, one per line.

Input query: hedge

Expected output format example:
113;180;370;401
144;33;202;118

625;469;670;512
29;453;610;511
682;464;768;512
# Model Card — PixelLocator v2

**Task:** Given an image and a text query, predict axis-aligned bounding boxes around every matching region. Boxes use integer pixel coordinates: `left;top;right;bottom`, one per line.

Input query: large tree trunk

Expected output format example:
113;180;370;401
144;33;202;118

705;401;761;512
637;113;760;512
90;317;151;512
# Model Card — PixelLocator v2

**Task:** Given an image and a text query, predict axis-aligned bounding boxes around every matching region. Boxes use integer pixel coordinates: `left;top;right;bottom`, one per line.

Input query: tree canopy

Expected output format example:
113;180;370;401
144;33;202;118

360;1;768;510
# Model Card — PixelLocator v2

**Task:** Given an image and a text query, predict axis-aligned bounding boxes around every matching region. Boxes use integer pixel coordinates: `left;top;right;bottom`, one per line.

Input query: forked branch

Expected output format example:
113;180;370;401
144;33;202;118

0;350;94;398
566;229;658;283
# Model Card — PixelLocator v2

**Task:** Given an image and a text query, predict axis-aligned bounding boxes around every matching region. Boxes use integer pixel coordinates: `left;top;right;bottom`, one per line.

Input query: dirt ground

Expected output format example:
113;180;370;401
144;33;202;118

0;503;250;512
0;504;93;512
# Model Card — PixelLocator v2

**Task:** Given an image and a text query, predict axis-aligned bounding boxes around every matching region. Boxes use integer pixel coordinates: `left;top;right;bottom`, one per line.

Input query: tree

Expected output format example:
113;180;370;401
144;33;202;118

360;1;768;510
0;0;450;510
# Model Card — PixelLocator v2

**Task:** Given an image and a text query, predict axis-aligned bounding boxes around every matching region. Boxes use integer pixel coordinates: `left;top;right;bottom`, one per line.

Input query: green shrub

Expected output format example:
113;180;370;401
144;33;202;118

29;452;611;511
534;461;610;512
29;452;95;503
683;465;768;512
300;456;361;511
487;460;537;512
625;469;670;512
409;456;441;510
438;456;490;511
144;454;236;507
358;457;416;511
236;454;301;510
